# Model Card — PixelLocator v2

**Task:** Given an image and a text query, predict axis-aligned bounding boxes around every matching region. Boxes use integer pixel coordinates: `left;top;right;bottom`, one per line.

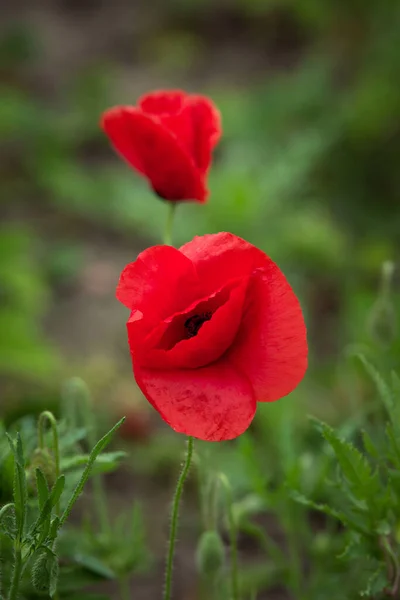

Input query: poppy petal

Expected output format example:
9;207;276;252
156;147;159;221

185;96;222;172
138;90;186;115
140;91;221;173
180;232;268;294
134;359;256;441
116;246;199;320
133;277;249;369
228;267;308;402
101;107;206;201
101;108;146;175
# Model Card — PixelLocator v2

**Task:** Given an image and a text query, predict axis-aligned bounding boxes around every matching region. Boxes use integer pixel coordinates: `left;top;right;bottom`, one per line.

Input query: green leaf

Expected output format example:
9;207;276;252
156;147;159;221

60;451;127;474
338;535;365;560
49;516;60;542
357;354;393;413
290;491;370;535
375;521;391;536
15;433;25;465
72;554;115;579
49;475;65;507
360;563;388;597
60;418;125;527
29;475;65;543
361;430;380;461
58;427;88;451
391;371;400;395
31;546;59;598
56;565;107;592
317;420;380;500
36;468;50;511
0;503;17;539
386;424;400;465
6;433;27;542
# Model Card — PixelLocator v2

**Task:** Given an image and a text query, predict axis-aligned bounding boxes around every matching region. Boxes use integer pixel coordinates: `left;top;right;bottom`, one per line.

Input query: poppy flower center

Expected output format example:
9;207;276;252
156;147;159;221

184;311;212;338
154;287;231;351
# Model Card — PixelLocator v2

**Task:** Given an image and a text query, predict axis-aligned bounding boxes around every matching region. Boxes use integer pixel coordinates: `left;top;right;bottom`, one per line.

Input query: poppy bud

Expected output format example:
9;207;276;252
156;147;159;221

27;448;56;492
32;549;59;597
101;90;221;203
195;530;225;579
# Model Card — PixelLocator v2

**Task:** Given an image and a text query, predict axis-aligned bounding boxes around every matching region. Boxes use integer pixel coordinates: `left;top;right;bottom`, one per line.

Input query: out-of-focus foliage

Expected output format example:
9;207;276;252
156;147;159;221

1;0;400;598
0;385;149;600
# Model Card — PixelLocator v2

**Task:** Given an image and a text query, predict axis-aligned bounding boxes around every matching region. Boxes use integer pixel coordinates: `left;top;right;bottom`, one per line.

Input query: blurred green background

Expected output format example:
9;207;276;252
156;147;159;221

1;0;400;597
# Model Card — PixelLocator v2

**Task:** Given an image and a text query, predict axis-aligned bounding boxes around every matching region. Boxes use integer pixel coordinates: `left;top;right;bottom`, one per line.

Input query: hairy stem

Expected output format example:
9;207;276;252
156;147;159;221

8;545;22;600
163;436;194;600
219;474;239;600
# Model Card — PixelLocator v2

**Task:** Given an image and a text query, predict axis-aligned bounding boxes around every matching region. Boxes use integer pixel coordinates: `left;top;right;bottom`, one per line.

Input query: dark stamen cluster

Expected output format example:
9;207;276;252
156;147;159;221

184;311;212;338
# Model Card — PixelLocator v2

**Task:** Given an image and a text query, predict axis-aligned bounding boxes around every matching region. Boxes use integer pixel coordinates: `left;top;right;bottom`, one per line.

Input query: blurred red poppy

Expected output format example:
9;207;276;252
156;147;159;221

116;233;308;442
101;90;221;202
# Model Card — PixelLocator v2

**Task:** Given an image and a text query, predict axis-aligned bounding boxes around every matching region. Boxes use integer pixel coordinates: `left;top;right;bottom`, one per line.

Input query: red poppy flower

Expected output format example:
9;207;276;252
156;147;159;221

101;90;221;203
117;233;308;441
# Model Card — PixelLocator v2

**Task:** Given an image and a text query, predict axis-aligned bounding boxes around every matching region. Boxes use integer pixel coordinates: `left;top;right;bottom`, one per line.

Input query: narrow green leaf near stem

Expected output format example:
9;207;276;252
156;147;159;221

7;434;27;543
79;382;112;538
38;411;61;516
218;473;239;600
29;476;65;540
164;436;194;600
164;202;177;246
38;412;60;480
59;417;125;528
6;434;27;600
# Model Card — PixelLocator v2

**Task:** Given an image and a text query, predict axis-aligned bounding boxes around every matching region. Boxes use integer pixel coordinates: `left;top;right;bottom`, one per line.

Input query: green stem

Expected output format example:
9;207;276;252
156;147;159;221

8;545;22;600
219;474;239;600
37;412;63;598
38;411;60;480
164;203;177;245
38;411;61;516
164;436;194;600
